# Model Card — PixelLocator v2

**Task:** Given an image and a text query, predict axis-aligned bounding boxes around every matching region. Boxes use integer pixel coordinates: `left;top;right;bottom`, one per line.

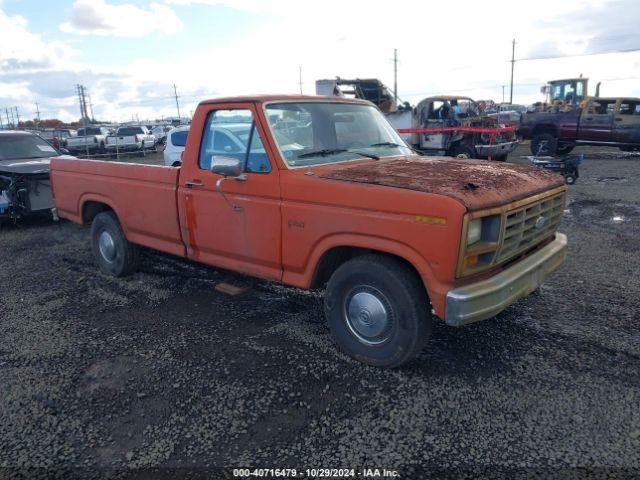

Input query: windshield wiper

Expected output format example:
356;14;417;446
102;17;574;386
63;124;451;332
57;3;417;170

369;142;404;148
297;149;347;159
297;148;379;160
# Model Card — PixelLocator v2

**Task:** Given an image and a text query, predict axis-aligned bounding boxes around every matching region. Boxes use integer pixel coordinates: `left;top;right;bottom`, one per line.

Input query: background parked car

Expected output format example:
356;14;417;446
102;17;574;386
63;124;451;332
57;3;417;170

152;125;173;146
52;129;77;149
65;126;110;154
105;125;155;155
488;111;522;129
163;126;189;166
0;130;65;222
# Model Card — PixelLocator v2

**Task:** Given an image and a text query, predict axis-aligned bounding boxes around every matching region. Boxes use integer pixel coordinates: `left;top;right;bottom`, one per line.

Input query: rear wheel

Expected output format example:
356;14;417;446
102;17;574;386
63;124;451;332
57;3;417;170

324;254;432;368
531;133;558;156
91;211;140;277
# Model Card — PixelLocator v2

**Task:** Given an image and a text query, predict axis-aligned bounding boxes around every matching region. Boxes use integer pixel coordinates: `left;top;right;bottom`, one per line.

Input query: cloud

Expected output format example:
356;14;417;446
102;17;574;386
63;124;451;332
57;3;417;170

60;0;183;37
0;9;77;72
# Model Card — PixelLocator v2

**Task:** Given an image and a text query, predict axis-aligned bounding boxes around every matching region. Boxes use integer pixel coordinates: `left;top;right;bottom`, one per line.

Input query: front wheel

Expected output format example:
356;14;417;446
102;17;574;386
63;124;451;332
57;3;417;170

91;211;140;277
324;254;432;368
450;143;476;159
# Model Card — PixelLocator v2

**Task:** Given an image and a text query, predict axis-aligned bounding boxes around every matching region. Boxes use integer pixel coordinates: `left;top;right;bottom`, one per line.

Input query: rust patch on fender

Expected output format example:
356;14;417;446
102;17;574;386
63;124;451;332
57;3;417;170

320;156;565;211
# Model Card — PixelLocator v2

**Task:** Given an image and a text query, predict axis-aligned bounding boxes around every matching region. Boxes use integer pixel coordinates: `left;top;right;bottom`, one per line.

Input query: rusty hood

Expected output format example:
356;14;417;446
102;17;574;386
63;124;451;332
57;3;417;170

319;156;565;211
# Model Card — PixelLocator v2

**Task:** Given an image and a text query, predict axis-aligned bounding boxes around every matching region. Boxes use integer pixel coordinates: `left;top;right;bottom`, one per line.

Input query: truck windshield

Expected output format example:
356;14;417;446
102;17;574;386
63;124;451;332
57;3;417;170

264;102;414;167
78;127;101;136
0;134;58;161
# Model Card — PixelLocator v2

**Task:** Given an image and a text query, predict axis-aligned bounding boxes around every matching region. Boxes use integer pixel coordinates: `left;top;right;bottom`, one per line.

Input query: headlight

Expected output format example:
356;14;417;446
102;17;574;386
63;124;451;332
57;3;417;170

467;218;482;246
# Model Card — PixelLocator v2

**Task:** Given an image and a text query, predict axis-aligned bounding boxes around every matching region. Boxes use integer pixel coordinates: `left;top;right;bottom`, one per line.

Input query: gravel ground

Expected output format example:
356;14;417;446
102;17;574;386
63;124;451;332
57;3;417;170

0;145;639;479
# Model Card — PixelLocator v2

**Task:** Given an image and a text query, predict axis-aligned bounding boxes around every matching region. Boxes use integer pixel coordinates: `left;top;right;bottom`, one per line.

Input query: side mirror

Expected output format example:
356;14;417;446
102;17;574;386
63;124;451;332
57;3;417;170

211;155;243;177
59;148;70;155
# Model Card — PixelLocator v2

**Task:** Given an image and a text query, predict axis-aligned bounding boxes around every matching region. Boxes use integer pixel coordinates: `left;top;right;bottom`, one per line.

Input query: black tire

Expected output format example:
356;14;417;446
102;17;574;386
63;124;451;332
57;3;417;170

492;154;508;161
564;174;576;185
450;143;476;159
324;254;432;368
531;133;558;156
91;211;140;277
556;144;574;155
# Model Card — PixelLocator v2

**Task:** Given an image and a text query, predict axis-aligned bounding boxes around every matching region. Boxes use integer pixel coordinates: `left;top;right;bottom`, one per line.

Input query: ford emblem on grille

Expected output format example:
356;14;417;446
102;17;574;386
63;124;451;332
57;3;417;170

535;216;546;229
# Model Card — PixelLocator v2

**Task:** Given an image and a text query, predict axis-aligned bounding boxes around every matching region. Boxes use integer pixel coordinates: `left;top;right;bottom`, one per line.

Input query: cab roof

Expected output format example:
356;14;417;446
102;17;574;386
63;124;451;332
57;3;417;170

199;94;373;106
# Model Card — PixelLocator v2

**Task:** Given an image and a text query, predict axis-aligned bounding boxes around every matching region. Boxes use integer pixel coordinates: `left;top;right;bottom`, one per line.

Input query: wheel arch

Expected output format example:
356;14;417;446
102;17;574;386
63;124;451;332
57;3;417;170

286;234;441;314
79;194;120;226
532;123;559;138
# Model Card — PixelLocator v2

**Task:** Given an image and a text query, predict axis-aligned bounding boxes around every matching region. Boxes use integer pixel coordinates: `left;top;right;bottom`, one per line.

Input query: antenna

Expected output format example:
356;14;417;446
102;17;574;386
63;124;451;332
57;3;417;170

298;66;303;94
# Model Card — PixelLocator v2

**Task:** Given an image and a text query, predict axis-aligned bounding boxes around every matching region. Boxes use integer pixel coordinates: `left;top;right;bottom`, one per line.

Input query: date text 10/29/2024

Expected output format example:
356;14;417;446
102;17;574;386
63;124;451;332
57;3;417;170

233;468;400;478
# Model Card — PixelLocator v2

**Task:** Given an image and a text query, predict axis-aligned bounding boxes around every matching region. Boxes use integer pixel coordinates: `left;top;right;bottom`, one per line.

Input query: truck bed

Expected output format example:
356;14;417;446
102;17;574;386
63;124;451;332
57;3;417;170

50;158;186;257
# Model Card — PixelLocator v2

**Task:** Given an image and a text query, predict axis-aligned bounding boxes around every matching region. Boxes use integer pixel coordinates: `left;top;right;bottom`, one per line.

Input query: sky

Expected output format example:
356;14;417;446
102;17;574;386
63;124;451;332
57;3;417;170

1;0;640;123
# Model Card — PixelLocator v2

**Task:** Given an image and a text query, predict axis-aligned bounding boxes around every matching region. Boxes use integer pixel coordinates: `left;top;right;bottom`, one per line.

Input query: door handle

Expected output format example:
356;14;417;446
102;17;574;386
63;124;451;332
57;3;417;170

185;180;204;188
615;117;623;121
584;117;593;120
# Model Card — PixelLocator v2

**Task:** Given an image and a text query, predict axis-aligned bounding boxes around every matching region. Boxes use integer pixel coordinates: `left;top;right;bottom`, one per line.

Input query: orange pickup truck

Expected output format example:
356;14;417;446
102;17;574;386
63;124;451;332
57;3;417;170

50;95;567;367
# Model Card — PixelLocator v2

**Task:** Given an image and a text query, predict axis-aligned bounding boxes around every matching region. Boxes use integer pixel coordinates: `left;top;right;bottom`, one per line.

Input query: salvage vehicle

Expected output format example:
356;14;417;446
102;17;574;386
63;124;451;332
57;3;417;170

316;78;518;160
0;130;64;223
50;95;567;367
519;97;640;155
66;126;110;154
390;96;519;160
105;125;156;155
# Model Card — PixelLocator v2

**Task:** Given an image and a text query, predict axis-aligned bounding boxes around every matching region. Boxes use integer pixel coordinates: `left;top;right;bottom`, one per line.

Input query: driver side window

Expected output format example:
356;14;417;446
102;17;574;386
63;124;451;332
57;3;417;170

199;108;271;173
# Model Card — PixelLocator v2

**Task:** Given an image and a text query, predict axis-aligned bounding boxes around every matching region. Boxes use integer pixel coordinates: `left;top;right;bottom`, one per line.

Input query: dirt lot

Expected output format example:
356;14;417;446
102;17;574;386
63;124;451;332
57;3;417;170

1;145;639;478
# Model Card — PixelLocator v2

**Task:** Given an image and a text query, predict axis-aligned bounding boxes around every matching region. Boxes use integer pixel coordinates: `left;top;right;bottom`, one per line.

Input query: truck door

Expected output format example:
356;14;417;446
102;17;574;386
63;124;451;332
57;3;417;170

177;103;282;281
577;99;615;142
613;99;640;146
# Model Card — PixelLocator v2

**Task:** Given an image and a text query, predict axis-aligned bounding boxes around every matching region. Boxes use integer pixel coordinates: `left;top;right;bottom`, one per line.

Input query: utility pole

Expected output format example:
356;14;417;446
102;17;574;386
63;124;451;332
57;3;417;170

88;94;95;122
14;106;20;127
173;84;181;121
393;48;398;101
297;65;303;94
5;108;11;128
35;102;41;125
509;39;516;104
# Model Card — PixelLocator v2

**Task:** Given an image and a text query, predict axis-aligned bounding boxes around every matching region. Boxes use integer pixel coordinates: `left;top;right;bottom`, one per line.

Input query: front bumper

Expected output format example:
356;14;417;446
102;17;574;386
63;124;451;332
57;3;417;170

475;140;519;157
445;233;567;326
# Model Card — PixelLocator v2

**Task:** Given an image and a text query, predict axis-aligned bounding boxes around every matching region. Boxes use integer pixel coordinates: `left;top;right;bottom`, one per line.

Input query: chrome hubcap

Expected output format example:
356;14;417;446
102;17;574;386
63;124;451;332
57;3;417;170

98;230;116;263
345;288;392;345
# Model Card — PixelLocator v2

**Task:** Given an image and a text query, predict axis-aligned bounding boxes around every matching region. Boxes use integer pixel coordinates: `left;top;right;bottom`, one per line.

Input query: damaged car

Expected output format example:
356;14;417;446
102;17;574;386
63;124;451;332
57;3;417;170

388;96;519;160
0;130;65;224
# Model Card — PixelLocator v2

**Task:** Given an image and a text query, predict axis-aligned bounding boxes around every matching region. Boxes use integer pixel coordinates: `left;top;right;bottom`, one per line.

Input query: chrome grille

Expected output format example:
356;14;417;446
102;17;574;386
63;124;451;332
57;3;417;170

496;192;565;263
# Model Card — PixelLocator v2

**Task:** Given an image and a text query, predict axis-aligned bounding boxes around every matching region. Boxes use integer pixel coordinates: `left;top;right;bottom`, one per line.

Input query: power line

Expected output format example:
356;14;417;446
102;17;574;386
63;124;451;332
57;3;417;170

517;47;640;62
